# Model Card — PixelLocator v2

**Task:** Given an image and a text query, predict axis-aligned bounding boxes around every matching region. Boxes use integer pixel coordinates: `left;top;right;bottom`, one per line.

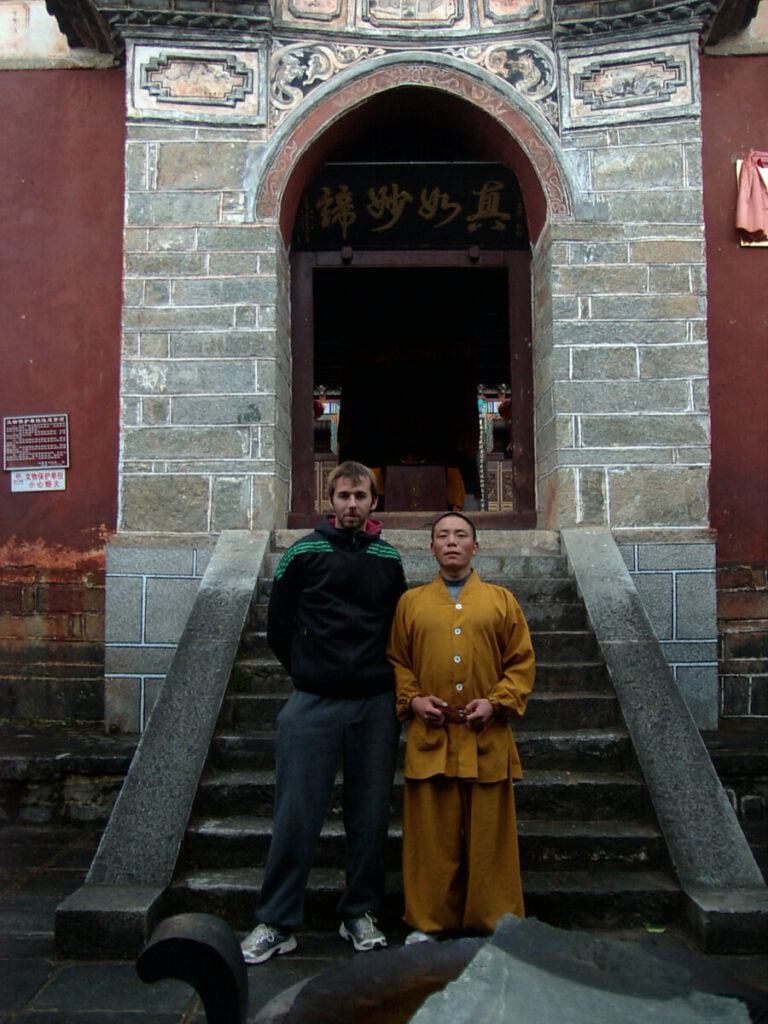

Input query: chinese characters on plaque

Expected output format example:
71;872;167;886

3;413;69;493
10;469;66;492
294;163;528;250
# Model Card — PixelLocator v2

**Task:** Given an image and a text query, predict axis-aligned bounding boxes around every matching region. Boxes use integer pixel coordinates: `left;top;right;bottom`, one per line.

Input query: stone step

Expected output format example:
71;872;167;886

210;732;277;771
182;815;666;873
527;631;599;660
522;869;682;931
515;729;634;770
217;690;621;732
228;652;611;695
227;656;291;694
192;767;650;821
263;551;570;580
256;574;581;605
527;661;612;692
208;728;634;773
242;596;589;635
513;768;653;819
0;725;137;825
168;866;680;933
237;626;598;663
513;602;587;630
176;530;681;940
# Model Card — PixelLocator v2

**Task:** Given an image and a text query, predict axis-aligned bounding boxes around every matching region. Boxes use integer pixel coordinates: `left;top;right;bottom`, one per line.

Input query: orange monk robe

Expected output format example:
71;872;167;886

389;572;535;782
388;572;535;932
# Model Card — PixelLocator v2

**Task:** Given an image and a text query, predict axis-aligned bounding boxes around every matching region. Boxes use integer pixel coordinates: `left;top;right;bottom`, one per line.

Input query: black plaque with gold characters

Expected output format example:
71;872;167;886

294;162;528;250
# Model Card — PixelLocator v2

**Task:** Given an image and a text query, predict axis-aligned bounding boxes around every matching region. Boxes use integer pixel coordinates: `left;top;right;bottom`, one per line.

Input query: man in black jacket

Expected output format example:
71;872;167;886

241;461;407;964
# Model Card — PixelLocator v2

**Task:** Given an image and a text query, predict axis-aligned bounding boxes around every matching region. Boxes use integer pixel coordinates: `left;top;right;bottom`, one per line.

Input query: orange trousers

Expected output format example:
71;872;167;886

402;774;524;933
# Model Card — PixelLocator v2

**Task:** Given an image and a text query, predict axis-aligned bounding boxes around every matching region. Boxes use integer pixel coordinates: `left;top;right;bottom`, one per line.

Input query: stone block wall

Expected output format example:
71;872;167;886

717;564;768;718
617;536;719;729
104;28;724;730
536;110;709;532
118;33;712;542
121;120;286;533
0;567;104;723
103;535;215;732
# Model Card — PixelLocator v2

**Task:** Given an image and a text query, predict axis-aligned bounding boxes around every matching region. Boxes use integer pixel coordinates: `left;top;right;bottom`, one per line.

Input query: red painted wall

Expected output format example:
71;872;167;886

701;54;768;566
0;70;125;570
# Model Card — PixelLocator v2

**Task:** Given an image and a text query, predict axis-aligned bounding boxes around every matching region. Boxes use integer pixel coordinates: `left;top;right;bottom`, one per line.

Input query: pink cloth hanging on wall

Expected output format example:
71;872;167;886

736;150;768;240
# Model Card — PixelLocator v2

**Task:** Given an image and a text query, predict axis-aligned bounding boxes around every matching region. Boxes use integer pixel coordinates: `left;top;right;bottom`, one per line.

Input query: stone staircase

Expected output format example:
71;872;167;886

168;528;681;934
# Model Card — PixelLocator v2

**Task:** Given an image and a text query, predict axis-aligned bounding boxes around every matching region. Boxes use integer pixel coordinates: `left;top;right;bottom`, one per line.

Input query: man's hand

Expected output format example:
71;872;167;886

411;695;448;726
464;698;495;731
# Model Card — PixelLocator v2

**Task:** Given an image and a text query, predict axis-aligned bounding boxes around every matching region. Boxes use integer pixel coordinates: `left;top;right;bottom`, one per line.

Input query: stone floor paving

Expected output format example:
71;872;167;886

1;822;766;1024
0;823;380;1023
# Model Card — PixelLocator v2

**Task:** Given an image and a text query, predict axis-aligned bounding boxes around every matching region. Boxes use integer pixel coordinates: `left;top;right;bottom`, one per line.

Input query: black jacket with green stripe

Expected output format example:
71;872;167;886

267;516;407;699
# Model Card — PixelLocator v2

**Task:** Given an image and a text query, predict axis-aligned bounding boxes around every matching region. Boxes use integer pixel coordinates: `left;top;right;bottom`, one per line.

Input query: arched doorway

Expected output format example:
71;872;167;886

291;248;534;525
263;79;563;527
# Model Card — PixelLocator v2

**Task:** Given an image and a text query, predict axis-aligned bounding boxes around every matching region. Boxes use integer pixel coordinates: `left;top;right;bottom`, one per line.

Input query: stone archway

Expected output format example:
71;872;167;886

256;60;571;240
254;60;570;523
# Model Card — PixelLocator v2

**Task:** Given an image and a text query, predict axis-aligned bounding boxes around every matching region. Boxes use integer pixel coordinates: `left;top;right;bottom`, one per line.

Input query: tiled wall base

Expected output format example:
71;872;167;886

104;534;216;733
617;536;719;730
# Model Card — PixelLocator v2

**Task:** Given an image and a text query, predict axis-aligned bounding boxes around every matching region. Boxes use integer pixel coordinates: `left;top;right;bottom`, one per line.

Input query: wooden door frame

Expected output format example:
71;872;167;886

289;249;535;528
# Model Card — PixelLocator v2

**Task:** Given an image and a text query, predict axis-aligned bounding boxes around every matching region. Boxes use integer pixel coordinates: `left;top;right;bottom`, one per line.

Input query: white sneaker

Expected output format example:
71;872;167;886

339;912;387;951
405;929;437;945
241;923;297;965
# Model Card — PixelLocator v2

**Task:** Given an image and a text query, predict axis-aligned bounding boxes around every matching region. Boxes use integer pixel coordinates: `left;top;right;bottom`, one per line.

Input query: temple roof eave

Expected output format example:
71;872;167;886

45;0;273;59
44;0;756;65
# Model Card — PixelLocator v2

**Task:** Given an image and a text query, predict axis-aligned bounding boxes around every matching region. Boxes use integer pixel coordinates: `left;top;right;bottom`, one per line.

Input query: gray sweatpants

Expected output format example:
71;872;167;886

255;689;400;931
